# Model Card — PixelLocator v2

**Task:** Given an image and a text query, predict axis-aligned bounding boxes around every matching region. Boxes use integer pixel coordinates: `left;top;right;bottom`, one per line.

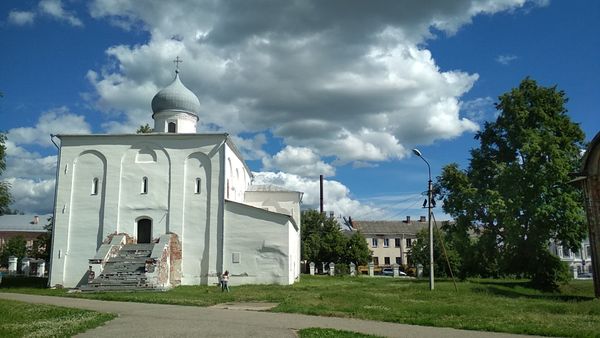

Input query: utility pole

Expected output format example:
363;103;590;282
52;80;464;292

413;148;434;291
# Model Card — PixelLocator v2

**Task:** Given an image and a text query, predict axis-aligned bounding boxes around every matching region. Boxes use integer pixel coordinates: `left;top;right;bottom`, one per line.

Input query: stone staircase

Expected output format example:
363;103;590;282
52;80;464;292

81;243;157;292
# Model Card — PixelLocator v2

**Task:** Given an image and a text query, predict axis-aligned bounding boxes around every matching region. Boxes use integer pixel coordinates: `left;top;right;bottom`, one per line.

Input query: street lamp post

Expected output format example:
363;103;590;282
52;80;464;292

412;148;434;291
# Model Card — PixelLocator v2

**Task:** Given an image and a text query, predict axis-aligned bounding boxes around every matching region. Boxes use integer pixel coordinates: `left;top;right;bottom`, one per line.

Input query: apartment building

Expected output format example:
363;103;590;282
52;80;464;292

351;216;442;267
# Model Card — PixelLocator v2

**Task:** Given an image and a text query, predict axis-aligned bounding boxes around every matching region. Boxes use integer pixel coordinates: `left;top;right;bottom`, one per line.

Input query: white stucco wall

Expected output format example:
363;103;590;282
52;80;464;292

224;143;251;203
153;111;198;133
244;191;301;227
223;201;297;285
50;133;228;287
49;132;301;288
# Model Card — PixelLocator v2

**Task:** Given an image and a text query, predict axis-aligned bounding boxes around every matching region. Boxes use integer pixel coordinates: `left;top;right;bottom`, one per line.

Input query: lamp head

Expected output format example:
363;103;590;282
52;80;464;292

412;148;422;157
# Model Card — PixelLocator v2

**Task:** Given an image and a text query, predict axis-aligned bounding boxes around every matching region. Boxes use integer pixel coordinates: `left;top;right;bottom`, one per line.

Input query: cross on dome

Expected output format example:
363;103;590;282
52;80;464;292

173;56;183;73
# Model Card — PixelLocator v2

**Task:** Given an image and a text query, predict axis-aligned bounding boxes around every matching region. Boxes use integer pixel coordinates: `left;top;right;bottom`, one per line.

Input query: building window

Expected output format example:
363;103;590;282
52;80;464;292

141;177;148;194
371;238;378;248
168;122;176;133
195;178;201;194
373;257;379;266
395;257;401;265
91;178;99;195
384;257;390;265
383;238;389;248
587;245;592;258
395;238;401;247
406;238;413;248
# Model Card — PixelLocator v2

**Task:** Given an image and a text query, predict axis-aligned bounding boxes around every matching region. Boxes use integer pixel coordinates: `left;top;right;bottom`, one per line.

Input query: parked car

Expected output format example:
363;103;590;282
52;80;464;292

381;268;407;276
578;272;593;279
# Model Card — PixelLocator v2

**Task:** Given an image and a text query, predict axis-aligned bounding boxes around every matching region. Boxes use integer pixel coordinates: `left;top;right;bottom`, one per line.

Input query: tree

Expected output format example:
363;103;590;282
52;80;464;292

136;124;153;134
0;235;27;267
0;133;12;215
301;210;346;263
30;216;52;262
409;228;461;278
342;231;371;266
301;209;371;266
436;78;586;290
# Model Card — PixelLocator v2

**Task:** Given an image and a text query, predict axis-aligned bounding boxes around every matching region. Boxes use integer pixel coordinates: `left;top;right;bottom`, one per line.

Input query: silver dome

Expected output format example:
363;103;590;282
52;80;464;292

151;73;201;115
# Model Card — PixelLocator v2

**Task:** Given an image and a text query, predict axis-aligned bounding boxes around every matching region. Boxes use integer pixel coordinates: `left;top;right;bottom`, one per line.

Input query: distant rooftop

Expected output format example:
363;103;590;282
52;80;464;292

352;219;449;235
0;214;52;232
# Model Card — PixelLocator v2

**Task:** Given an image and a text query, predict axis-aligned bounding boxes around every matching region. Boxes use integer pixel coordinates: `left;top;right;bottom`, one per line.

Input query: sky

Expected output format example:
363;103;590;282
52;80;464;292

0;0;598;222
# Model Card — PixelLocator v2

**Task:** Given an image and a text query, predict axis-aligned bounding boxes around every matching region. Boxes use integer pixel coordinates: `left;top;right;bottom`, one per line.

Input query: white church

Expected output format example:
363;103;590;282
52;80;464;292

48;64;302;290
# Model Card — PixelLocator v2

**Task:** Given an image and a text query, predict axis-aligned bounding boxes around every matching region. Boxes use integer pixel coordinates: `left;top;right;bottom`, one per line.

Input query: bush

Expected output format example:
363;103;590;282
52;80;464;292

529;252;570;291
0;276;48;288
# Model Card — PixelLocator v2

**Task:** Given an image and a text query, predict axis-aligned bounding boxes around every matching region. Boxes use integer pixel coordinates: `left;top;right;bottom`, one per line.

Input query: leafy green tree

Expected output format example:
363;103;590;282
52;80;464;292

301;210;371;267
0;235;27;267
301;210;346;263
409;228;461;278
342;231;371;266
30;216;52;262
0;133;12;215
136;124;153;134
436;78;585;290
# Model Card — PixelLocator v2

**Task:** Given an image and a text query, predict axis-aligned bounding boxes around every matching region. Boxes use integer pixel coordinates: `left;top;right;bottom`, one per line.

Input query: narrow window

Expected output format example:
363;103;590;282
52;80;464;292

394;238;401;247
91;178;99;195
195;178;201;194
168;122;176;133
384;257;390;265
406;238;412;248
383;238;389;248
373;257;379;266
371;238;378;248
226;179;230;199
142;177;148;194
395;257;401;265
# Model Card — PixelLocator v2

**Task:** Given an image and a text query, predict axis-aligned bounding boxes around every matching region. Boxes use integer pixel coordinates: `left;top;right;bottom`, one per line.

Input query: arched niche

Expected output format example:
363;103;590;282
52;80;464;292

136;146;157;163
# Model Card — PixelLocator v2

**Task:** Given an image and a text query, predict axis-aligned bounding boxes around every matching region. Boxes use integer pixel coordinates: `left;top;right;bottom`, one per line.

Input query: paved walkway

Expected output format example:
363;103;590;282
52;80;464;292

0;293;540;338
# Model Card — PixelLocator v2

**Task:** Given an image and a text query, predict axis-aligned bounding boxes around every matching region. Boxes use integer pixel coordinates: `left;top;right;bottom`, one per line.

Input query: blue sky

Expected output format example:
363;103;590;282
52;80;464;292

0;0;598;221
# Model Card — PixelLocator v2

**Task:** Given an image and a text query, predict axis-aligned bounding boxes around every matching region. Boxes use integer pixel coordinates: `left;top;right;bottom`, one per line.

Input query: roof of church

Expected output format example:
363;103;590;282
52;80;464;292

0;214;52;232
351;219;449;235
151;71;201;117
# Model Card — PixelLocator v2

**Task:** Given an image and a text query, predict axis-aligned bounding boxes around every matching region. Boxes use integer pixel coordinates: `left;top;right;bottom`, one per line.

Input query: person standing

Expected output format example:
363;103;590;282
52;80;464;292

221;270;230;292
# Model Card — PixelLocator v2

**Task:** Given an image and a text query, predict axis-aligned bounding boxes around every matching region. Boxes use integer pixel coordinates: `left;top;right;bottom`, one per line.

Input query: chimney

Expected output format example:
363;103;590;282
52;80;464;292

405;216;411;223
33;216;39;224
320;174;324;215
420;216;426;222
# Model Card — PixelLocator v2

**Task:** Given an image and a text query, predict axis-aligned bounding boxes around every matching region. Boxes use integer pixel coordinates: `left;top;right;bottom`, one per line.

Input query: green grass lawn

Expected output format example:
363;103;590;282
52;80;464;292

2;275;599;337
299;328;382;338
0;298;116;338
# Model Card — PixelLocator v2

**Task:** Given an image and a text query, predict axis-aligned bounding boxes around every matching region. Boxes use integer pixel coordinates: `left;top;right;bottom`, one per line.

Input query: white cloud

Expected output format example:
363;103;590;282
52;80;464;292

253;171;387;220
39;0;83;27
7;10;36;25
7;107;91;147
263;146;335;177
495;54;518;65
82;0;541;166
461;97;495;122
4;177;56;214
1;108;90;214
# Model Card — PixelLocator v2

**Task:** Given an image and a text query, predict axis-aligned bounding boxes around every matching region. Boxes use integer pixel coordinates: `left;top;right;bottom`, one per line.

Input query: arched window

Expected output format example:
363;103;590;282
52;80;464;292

141;177;148;194
168;122;177;133
91;178;99;195
195;178;201;194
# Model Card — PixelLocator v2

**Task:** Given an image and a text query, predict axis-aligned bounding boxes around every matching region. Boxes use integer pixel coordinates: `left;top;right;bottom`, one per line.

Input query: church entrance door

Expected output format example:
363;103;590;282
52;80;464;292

137;218;152;243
